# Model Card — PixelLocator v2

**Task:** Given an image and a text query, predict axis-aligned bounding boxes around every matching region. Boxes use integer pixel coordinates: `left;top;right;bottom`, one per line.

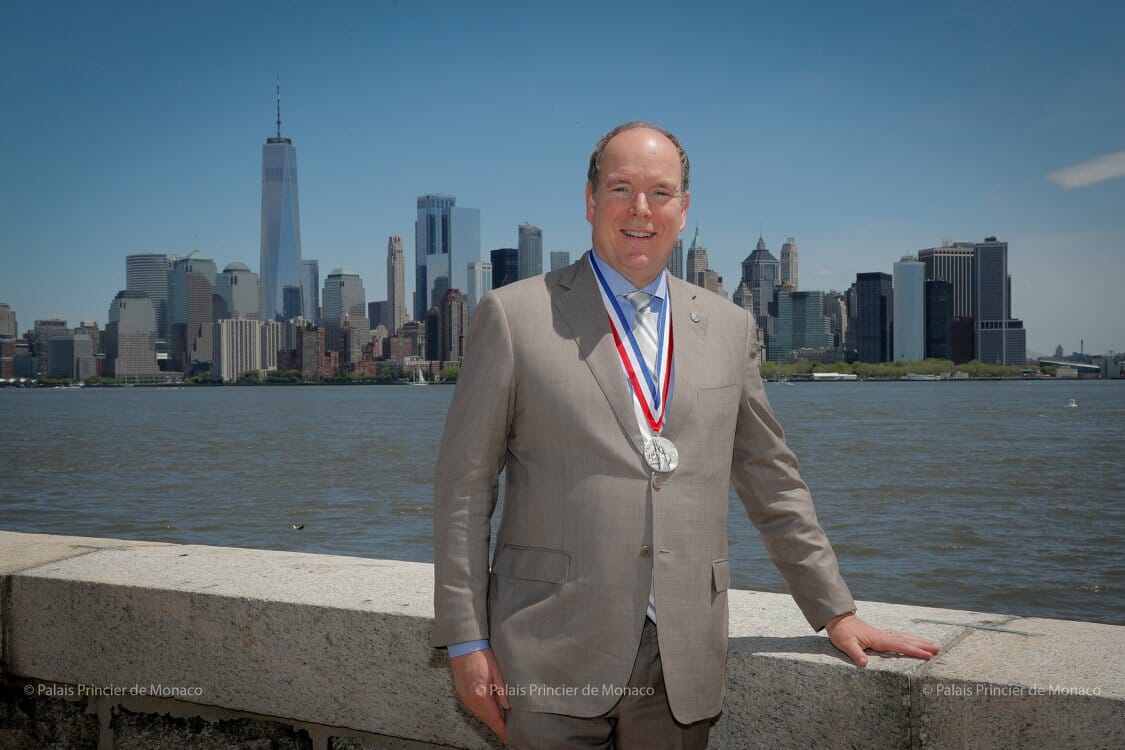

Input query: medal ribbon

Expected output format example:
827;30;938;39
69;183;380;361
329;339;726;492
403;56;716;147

590;253;674;433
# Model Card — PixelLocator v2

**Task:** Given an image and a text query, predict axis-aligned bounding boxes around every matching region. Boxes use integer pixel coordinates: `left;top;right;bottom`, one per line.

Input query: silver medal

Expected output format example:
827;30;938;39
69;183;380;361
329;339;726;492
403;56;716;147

644;436;679;473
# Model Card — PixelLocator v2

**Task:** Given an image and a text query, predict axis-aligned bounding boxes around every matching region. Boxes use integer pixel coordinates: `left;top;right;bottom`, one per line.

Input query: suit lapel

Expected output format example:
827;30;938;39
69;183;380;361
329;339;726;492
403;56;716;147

552;254;646;455
663;277;707;443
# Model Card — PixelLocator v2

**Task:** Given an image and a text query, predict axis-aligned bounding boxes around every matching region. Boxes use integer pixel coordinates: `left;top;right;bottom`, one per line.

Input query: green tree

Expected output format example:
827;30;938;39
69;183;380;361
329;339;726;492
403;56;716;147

439;365;460;383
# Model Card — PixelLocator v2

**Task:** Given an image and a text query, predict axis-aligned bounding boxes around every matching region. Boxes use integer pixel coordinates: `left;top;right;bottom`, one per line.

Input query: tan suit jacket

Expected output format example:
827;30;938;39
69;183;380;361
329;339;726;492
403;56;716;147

432;254;854;724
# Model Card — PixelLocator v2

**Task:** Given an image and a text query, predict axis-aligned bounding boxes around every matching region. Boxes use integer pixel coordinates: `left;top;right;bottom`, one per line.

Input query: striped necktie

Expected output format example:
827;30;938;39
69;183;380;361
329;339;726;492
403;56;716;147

626;289;659;622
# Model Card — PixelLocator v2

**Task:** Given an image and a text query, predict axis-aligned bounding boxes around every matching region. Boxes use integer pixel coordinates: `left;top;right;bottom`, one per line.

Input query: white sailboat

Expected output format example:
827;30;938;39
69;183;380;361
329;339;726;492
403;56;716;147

411;366;428;386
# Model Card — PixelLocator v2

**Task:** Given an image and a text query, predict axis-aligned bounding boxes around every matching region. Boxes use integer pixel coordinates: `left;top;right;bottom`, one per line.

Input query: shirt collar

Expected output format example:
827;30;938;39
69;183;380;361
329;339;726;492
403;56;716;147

587;249;667;301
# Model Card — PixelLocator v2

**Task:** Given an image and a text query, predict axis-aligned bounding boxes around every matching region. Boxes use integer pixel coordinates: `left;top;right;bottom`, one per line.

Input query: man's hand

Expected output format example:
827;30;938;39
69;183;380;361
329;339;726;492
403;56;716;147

449;647;510;742
825;612;941;668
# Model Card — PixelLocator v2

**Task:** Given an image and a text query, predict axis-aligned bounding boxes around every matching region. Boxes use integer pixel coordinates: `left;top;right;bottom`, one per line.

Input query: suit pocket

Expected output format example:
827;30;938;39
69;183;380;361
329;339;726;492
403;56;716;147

698;383;738;407
492;545;570;584
712;558;730;592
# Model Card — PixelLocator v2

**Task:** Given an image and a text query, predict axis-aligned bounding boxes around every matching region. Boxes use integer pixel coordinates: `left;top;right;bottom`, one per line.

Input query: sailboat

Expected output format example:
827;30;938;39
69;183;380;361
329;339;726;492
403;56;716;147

411;366;428;386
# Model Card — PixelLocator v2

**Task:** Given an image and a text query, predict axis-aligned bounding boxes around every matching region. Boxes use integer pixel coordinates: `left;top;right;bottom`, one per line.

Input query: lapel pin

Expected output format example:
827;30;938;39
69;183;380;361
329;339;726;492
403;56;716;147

690;312;701;323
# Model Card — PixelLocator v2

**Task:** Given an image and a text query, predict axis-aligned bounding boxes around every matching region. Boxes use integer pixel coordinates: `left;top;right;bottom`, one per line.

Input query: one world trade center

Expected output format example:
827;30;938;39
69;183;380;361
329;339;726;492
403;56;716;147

259;82;304;321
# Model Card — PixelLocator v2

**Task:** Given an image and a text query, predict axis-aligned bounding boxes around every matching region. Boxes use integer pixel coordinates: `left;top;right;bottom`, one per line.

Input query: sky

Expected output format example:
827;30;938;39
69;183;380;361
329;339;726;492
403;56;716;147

1;0;1123;356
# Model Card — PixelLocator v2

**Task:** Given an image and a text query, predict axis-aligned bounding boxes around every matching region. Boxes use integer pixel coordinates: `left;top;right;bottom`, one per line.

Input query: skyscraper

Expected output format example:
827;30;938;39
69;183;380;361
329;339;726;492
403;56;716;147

918;242;975;363
440;288;468;363
415;194;455;321
973;237;1027;365
924;280;953;360
466;260;492;316
168;252;217;372
322;268;369;363
550;250;571;272
779;238;799;290
770;290;831;363
386;236;407;334
892;256;925;362
300;259;319;323
741;236;780;340
126;253;174;341
104;291;159;378
214;263;260;320
214;318;261;382
0;302;17;339
490;248;520;290
685;227;708;287
259;83;303;321
855;272;893;363
518;223;543;281
665;237;684;279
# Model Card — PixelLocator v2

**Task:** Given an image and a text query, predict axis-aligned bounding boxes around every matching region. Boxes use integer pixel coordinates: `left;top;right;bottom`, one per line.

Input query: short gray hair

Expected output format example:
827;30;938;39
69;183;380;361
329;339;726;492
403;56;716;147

587;120;690;197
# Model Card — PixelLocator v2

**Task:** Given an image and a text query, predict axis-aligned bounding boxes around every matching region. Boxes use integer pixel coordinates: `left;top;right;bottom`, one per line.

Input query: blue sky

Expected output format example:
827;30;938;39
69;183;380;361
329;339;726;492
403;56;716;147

2;0;1122;355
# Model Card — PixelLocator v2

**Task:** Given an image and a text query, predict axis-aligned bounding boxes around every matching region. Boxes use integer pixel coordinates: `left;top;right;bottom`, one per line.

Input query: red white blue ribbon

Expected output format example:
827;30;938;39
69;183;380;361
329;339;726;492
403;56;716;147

589;253;673;433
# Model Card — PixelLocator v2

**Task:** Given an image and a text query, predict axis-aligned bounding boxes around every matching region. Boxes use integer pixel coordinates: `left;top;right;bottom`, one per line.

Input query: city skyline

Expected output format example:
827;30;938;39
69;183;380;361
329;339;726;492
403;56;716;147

1;2;1123;354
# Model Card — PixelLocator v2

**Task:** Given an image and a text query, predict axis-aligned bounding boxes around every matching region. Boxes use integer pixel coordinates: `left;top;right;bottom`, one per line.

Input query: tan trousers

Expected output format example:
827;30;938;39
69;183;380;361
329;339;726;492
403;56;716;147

505;619;713;749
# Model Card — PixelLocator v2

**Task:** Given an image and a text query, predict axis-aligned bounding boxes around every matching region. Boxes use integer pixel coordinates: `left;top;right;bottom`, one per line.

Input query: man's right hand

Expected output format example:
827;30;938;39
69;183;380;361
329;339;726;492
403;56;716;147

450;647;510;742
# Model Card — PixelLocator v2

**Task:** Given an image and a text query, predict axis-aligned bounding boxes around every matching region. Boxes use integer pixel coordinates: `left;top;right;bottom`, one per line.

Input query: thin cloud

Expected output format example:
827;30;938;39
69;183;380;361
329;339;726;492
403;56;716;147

1047;151;1125;189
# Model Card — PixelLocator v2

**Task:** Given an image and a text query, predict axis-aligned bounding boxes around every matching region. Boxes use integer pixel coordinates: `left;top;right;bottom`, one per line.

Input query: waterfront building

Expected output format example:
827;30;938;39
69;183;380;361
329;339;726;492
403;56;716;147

918;242;975;363
518;223;543;281
0;302;18;339
925;280;953;360
214;263;260;320
466;260;492;317
780;238;799;290
424;308;441;362
322;269;369;363
855;272;893;363
168;252;217;372
259;84;303;321
550;250;571;272
741;236;780;347
300;259;319;324
260;320;281;372
973;237;1027;365
440;289;468;364
386;236;407;333
126;254;175;341
893;256;925;362
769;290;831;363
104;291;158;378
47;335;94;379
214;319;261;382
76;322;101;356
823;292;848;350
665;238;683;279
490;248;520;290
30;319;69;377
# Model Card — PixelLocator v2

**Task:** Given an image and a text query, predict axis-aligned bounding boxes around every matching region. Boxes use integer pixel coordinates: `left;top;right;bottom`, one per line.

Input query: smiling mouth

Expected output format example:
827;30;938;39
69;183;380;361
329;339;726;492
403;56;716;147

622;230;655;238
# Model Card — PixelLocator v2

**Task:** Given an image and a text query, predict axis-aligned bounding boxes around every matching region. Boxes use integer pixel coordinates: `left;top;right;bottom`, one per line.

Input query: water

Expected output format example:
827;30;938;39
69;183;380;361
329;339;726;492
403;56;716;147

1;381;1121;625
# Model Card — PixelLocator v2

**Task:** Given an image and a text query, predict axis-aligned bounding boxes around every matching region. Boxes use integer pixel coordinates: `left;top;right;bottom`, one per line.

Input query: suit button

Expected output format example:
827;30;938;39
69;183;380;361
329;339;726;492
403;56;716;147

651;474;665;491
640;545;652;557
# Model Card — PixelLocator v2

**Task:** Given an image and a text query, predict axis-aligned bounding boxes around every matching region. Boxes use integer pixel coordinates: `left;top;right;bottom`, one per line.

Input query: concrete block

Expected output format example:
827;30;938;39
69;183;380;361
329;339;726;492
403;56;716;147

0;530;170;664
713;591;998;749
918;617;1125;749
6;543;489;748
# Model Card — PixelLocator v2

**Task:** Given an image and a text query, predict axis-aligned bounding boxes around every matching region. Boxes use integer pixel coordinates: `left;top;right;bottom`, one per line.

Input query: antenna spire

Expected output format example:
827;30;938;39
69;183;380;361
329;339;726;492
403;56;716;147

275;77;282;139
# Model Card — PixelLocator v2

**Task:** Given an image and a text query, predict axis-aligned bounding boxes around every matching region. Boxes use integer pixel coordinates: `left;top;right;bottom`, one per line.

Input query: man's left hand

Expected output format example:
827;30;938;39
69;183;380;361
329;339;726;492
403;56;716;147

824;612;940;668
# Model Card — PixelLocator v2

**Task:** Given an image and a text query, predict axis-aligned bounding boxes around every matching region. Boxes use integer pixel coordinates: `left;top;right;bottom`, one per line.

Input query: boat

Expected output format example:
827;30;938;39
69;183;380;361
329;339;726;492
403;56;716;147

1065;398;1078;408
411;366;428;386
901;373;940;381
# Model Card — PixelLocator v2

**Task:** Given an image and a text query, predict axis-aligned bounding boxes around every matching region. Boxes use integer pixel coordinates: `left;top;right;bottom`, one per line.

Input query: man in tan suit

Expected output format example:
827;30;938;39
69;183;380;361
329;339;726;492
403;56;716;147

432;122;938;748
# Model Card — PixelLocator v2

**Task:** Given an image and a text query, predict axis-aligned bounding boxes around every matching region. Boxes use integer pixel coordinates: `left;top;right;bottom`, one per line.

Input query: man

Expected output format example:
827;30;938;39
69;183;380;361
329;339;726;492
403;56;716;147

432;122;939;748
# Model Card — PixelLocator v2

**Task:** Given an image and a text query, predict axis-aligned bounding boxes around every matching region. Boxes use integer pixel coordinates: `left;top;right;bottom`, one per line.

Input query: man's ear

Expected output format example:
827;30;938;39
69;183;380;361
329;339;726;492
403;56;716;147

585;182;596;225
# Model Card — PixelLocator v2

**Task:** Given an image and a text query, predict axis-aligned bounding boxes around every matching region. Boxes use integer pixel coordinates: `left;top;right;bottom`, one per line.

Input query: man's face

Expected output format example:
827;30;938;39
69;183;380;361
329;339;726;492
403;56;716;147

586;128;690;288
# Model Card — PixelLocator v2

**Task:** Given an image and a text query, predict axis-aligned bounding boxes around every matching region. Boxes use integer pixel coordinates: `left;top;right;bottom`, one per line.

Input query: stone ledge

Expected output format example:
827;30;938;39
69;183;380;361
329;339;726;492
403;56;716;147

1;531;1122;749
